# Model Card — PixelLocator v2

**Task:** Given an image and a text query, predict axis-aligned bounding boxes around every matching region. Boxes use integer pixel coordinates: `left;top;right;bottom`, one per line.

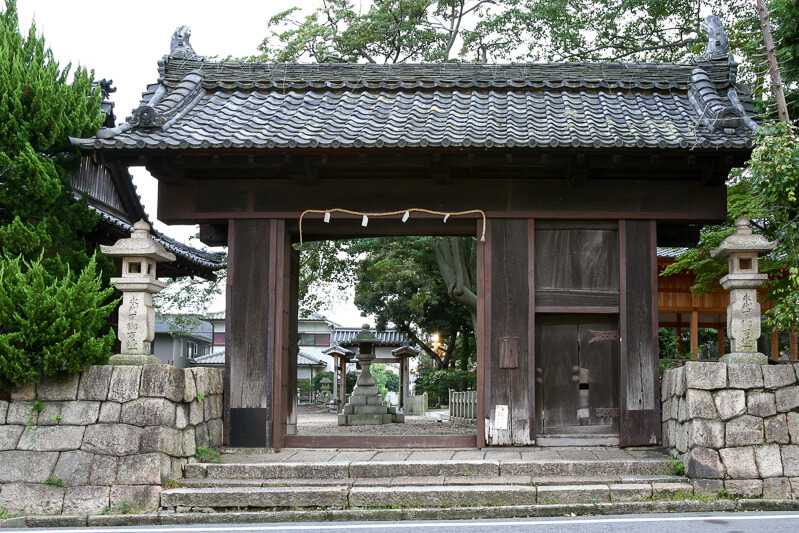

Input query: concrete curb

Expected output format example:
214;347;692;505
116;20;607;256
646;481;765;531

4;499;799;528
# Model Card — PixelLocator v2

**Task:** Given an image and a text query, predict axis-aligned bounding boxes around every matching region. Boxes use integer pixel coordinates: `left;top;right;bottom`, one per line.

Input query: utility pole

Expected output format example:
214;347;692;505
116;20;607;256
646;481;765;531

756;0;790;122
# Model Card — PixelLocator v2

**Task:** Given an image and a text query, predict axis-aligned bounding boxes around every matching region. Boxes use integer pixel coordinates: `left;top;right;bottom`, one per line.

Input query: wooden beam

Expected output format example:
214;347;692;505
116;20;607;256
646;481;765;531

791;327;798;361
718;328;726;358
690;309;699;359
771;329;780;361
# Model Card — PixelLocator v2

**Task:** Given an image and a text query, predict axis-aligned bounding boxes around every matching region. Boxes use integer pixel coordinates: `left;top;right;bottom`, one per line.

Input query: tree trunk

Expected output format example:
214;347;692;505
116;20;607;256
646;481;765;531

757;0;791;122
433;237;478;331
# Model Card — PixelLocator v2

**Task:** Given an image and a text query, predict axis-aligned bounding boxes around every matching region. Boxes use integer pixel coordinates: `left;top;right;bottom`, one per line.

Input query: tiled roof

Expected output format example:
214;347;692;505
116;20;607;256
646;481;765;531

72;38;757;153
331;328;410;347
155;315;213;341
298;351;326;366
191;350;225;365
657;247;689;259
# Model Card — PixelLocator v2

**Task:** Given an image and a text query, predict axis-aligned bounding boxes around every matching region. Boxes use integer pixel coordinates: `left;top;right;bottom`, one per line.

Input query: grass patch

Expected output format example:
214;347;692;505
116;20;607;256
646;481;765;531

44;475;64;488
666;460;685;476
195;446;223;464
101;499;136;515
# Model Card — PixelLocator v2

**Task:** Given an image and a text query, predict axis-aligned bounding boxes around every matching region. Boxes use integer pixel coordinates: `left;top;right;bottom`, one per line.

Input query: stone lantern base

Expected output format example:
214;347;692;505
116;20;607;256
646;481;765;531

337;393;405;425
108;354;163;366
720;351;768;365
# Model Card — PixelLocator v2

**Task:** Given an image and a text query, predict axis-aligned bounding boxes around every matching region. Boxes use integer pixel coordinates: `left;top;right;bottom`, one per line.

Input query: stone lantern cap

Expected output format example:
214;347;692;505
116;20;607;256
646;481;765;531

100;220;177;262
710;217;776;258
352;324;380;345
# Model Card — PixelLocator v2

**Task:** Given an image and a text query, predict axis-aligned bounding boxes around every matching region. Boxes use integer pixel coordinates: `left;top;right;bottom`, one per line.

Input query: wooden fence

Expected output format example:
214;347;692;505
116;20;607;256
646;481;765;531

449;389;477;424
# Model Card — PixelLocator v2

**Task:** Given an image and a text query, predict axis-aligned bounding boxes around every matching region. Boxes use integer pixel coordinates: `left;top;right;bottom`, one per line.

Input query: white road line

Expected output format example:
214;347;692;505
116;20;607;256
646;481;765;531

23;513;799;533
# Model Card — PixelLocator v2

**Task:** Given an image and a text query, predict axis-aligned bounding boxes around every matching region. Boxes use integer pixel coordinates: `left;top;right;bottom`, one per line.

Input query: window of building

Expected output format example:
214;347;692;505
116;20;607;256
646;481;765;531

186;341;198;358
298;333;331;346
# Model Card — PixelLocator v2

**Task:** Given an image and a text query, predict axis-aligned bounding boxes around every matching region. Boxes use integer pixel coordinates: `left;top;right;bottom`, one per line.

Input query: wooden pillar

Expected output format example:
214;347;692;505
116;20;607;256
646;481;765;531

771;329;780;361
399;358;408;409
339;357;347;408
690;310;699;359
332;355;339;406
619;220;660;446
227;219;285;447
791;327;798;361
485;218;532;445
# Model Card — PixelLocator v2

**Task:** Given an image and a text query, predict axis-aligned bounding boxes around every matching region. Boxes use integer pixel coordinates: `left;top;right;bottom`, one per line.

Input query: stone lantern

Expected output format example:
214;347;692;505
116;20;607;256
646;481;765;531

100;220;176;365
338;324;400;425
710;216;776;365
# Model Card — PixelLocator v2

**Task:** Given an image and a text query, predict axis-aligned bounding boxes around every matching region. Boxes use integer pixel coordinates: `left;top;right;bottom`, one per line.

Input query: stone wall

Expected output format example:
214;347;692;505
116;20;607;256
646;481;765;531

662;361;799;498
0;365;224;515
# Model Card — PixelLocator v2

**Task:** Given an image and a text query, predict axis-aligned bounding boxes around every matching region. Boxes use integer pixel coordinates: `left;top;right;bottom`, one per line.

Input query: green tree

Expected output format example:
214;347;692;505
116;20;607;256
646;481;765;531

0;254;117;391
0;0;106;277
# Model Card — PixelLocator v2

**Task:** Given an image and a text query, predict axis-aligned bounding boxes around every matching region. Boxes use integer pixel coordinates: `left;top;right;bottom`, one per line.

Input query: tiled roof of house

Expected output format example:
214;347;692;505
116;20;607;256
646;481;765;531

155;315;213;342
72;29;757;154
298;351;326;366
331;328;410;347
658;247;689;259
191;350;225;365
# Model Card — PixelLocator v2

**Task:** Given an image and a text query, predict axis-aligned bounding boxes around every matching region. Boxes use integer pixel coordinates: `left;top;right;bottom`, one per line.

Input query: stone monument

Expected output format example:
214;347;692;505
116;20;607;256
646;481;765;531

710;216;776;365
100;220;176;365
338;325;404;425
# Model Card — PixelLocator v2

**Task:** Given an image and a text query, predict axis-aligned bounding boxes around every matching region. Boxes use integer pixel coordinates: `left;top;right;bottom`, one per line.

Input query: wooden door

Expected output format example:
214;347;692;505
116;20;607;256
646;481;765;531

536;315;619;436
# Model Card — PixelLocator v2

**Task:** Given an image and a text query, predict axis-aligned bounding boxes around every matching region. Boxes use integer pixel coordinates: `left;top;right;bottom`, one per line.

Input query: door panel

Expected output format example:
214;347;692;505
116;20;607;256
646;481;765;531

536;315;620;436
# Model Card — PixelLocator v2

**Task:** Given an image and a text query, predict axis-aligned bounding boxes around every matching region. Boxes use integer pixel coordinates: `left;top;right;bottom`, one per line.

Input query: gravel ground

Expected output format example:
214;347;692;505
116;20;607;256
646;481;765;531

296;405;476;436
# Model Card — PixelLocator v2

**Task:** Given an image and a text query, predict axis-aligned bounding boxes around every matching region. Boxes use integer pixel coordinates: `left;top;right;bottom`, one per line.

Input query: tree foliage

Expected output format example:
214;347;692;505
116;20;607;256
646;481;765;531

0;254;117;391
0;0;107;278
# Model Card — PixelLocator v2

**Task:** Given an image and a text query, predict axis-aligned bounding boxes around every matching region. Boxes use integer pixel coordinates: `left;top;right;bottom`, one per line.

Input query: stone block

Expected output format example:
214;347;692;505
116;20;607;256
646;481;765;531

208;368;224;394
692;479;723;497
766;414;790;444
662;420;677;448
140;364;185;402
728;363;764;389
726;415;764;446
204;394;223;420
763;477;792;499
0;483;64;515
0;425;24;450
60;401;101;425
685;447;724;479
763;365;797;389
116;452;168;485
189;400;204;425
53;450;94;486
0;451;59;482
120;397;176;427
6;401;34;425
713;389;745;421
684;389;717;419
0;400;8;423
183;370;197;402
89;454;119;485
676;421;689;454
192;367;216;397
755;444;784;478
791;477;799;499
141;426;184;456
82;424;142;456
747;391;777;418
10;383;36;401
207;418;224;448
685;362;727;390
720;447;758;479
183;429;197;458
63;486;110;516
38;402;61;425
782;445;799;476
175;404;189;429
788;412;799;444
16;425;85;451
109;485;162;512
724;479;763;498
194;422;208;447
652;482;693;497
673;366;686;396
98;402;121;423
775;386;799;413
686;419;725;449
37;374;80;401
537;484;609;504
661;370;673;403
78;366;113;401
107;366;142;403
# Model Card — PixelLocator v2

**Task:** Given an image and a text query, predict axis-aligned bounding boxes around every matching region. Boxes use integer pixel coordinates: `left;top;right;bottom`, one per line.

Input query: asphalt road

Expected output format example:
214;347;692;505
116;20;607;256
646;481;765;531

12;512;799;533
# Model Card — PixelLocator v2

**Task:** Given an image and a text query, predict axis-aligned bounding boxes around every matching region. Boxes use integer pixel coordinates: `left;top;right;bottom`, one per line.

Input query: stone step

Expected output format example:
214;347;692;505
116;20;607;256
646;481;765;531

177;474;686;489
161;481;694;511
184;458;673;480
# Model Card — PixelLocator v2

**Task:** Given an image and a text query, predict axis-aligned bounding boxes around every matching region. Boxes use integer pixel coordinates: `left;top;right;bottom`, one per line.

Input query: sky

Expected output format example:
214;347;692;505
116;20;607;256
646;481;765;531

14;0;369;322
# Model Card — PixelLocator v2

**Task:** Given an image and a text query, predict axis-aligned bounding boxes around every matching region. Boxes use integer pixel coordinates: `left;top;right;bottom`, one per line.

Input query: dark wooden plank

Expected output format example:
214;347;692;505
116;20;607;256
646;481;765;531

534;227;619;291
620;219;660;446
537;316;579;432
284;435;477;449
535;306;619;314
527;219;536;443
476;220;488;448
488;219;531;445
223;221;234;446
534;291;620;308
578;317;620;433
